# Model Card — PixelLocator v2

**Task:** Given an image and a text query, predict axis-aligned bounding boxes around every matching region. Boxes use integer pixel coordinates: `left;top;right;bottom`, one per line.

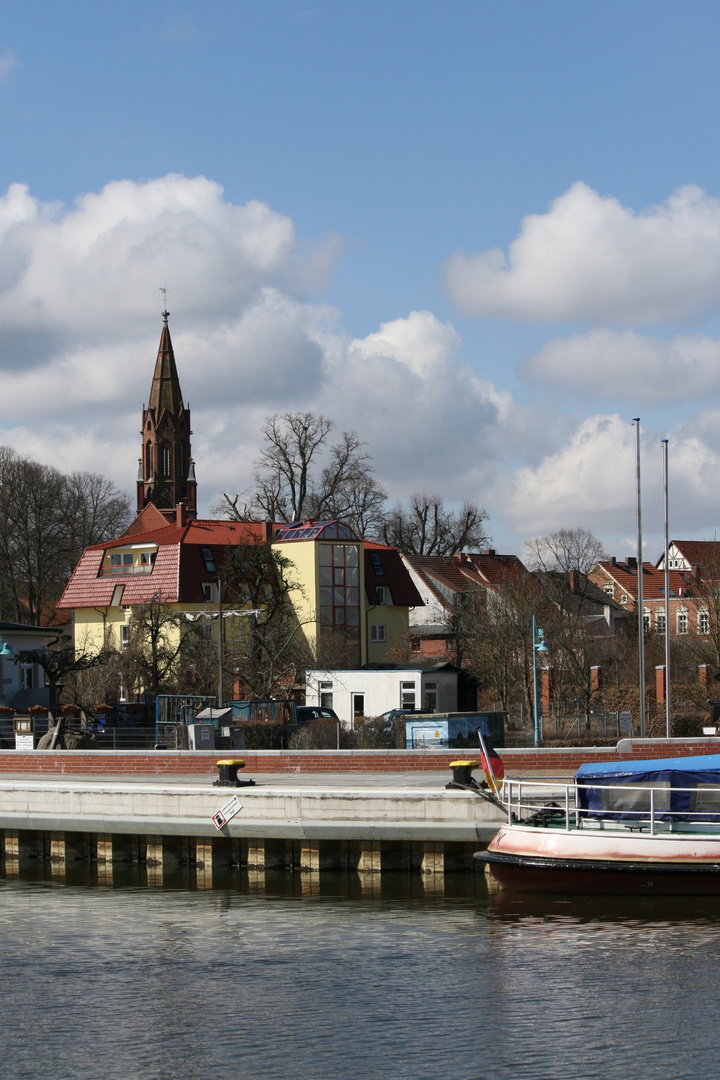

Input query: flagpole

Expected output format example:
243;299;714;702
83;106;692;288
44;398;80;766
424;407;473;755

634;419;646;738
663;438;671;738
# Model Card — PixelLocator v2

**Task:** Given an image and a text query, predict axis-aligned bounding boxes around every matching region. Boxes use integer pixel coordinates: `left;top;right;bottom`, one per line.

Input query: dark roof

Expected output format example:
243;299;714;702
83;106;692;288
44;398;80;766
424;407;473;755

364;542;423;607
147;318;184;417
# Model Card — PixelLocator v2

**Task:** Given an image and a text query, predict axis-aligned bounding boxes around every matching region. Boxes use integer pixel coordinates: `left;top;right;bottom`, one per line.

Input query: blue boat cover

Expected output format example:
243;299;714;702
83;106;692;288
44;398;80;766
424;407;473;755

576;755;720;820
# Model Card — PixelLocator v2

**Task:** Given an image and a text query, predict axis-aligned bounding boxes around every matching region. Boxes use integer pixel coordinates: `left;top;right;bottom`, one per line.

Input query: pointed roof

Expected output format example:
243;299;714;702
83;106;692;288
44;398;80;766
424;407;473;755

148;311;184;416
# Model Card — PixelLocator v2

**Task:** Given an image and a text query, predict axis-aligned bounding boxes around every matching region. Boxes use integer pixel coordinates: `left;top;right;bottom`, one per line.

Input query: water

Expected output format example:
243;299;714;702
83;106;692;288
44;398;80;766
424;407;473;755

1;867;719;1080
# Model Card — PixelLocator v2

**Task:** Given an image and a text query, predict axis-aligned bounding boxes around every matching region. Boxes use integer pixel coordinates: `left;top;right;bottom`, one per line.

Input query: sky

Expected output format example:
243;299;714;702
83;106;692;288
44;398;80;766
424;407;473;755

1;0;720;561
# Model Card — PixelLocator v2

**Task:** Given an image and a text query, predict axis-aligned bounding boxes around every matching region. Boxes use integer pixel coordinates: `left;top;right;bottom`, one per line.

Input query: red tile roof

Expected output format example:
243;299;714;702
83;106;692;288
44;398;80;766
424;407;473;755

593;560;696;601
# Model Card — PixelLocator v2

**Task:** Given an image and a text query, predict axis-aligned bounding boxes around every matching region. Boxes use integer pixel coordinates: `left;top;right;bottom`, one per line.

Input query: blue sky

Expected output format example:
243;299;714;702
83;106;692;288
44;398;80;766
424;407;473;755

2;1;720;558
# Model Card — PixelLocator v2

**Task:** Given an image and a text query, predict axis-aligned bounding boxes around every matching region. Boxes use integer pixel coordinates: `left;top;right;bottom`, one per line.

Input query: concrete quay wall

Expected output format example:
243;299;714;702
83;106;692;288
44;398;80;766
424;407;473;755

0;737;718;778
0;776;508;879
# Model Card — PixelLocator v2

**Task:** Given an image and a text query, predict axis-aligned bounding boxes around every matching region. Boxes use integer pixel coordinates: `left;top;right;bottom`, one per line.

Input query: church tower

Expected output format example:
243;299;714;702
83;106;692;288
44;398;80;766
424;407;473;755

136;309;197;520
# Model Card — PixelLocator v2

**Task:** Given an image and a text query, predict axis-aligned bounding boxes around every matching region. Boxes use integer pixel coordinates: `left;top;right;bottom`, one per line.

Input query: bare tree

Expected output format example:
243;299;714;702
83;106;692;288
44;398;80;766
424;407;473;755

379;493;489;555
214;412;387;536
221;537;314;699
525;528;607;578
0;447;132;624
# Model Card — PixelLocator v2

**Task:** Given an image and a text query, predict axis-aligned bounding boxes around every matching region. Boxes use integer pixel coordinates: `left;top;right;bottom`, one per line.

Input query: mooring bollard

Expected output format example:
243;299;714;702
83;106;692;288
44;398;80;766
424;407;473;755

446;759;480;791
214;758;255;788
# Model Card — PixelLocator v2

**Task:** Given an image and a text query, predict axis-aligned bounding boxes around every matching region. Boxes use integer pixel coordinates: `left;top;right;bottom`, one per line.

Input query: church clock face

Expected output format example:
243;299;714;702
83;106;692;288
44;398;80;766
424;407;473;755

157;483;174;508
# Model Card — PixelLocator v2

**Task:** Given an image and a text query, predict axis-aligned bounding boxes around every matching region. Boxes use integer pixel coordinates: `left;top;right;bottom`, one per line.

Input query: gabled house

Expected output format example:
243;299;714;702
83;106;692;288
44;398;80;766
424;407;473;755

401;549;531;659
589;556;704;636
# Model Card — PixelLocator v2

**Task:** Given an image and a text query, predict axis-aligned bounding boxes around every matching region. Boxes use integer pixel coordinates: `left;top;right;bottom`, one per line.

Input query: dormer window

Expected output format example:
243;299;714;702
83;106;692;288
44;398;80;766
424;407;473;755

369;552;384;576
201;547;216;573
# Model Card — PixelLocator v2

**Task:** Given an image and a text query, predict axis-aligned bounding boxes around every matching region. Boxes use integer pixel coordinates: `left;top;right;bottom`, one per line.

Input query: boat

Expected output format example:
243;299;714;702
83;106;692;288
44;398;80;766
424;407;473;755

474;753;720;894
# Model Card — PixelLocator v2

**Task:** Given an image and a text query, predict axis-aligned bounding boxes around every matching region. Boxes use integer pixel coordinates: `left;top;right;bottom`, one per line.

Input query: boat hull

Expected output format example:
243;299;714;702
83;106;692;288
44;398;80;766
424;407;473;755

476;825;720;895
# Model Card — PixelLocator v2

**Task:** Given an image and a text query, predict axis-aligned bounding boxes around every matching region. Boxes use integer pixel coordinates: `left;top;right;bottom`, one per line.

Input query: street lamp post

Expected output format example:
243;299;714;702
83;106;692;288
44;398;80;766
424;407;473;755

532;615;549;747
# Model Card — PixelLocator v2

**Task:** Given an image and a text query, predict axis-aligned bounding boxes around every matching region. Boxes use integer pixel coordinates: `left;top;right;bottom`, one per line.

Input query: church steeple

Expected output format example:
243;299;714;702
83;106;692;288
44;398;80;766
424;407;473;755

136;309;197;521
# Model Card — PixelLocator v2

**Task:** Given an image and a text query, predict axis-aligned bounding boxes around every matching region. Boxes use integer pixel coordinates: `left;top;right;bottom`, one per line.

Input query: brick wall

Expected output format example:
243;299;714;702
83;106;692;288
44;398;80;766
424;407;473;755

0;739;718;777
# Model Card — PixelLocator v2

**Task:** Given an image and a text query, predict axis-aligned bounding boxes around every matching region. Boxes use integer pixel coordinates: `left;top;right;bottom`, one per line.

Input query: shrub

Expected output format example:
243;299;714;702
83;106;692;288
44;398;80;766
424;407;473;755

670;713;706;738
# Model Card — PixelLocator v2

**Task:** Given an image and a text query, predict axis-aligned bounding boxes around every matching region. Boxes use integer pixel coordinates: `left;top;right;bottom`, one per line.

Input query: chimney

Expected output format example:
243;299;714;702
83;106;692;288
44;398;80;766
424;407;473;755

482;548;496;557
263;519;273;543
569;569;579;593
611;556;617;567
627;556;637;569
175;501;186;527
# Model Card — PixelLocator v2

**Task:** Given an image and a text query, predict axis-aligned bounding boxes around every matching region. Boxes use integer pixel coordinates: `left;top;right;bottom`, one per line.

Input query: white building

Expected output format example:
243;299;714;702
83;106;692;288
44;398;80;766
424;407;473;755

305;664;462;726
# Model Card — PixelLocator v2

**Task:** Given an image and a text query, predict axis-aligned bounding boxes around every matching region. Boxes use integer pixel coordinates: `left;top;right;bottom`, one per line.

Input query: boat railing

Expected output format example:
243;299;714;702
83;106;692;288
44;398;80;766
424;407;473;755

502;777;720;835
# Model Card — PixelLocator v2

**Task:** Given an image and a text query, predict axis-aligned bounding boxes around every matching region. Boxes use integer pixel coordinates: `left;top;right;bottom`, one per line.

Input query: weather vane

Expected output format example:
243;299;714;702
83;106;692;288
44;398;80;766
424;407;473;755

160;286;169;323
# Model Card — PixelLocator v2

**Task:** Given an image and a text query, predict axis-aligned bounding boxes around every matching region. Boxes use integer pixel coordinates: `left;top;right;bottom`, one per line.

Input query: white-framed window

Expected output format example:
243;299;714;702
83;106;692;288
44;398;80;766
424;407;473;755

401;681;416;709
620;594;628;605
677;609;688;635
699;610;710;635
376;586;387;605
371;624;386;642
109;552;134;573
655;610;666;633
603;583;614;598
643;611;651;634
20;663;33;690
319;681;334;709
120;624;130;650
202;583;216;603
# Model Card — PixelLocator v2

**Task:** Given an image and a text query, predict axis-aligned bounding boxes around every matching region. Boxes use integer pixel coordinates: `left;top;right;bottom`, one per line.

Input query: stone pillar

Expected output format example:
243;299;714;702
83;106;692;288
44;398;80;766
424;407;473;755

357;841;381;874
590;666;602;695
541;669;551;720
656;665;666;704
49;833;66;878
420;842;444;876
300;840;320;873
246;840;265;870
145;836;164;887
700;664;709;688
195;841;213;889
3;830;19;875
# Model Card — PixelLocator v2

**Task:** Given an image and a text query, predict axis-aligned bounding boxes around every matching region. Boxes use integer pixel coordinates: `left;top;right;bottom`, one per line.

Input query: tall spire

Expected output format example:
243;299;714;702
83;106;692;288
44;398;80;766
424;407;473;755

136;309;197;521
148;309;184;417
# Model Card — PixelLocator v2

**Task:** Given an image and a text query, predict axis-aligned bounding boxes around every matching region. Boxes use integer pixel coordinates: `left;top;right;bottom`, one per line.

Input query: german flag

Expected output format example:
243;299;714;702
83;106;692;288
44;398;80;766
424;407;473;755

479;738;504;793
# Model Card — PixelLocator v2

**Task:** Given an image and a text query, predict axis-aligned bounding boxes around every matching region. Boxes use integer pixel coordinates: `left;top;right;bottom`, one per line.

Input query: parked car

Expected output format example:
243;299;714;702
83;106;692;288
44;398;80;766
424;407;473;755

296;706;340;724
379;708;427;722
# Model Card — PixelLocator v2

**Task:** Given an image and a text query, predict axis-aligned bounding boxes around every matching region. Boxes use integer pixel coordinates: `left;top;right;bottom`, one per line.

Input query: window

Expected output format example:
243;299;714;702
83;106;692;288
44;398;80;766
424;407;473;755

423;681;437;712
202;583;216;603
401;681;416;709
201;547;217;573
643;611;651;634
161;443;172;478
656;610;666;633
369;552;384;575
319;681;334;709
620;594;628;605
371;624;386;642
120;625;130;650
677;610;688;635
375;586;386;605
108;552;134;574
145;441;153;479
111;585;125;607
353;694;365;718
699;610;710;635
318;544;361;662
603;583;614;598
20;663;33;690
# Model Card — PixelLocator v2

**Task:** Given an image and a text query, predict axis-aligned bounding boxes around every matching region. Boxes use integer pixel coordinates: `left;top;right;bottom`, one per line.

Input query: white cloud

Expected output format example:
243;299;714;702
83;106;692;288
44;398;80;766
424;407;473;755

443;182;720;324
0;177;513;519
520;328;720;404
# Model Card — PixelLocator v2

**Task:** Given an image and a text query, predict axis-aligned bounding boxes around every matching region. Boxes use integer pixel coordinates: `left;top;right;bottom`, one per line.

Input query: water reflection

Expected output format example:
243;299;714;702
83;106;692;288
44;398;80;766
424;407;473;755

2;866;720;1079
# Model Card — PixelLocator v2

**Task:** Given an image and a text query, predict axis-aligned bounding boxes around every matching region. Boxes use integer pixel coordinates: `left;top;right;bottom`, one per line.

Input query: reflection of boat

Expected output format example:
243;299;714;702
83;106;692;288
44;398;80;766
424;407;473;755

475;755;720;895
